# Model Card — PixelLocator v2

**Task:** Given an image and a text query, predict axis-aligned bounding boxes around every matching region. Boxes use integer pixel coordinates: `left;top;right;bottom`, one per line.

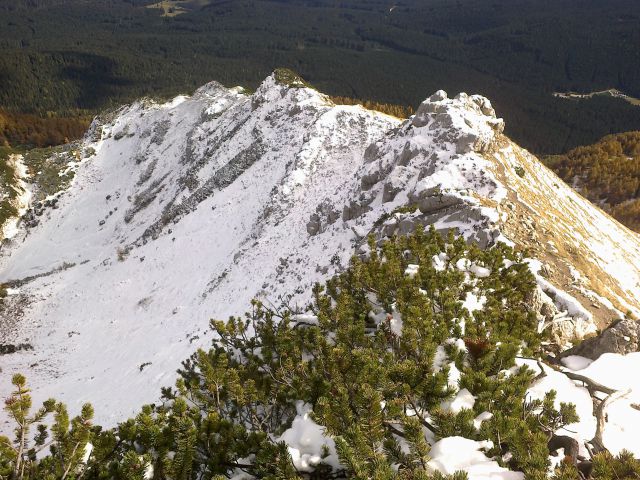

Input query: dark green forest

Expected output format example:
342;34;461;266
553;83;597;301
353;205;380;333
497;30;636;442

1;0;640;153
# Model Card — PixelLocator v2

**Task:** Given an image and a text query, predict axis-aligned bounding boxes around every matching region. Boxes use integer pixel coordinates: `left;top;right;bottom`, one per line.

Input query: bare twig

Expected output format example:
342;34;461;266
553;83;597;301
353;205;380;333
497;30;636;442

533;360;547;382
61;441;81;480
383;420;406;439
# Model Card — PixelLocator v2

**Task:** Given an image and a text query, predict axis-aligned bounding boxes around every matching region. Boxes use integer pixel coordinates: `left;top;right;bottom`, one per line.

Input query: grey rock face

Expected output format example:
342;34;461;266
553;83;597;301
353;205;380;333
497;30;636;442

409;186;465;215
306;214;321;236
361;170;381;191
342;199;372;222
382;182;400;203
397;142;419;167
560;319;640;360
306;202;342;236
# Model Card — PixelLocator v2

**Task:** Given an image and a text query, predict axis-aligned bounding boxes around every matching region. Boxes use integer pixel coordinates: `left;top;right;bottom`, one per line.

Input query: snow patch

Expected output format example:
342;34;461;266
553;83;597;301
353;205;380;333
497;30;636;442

441;388;475;413
278;402;341;472
427;437;524;480
2;154;32;239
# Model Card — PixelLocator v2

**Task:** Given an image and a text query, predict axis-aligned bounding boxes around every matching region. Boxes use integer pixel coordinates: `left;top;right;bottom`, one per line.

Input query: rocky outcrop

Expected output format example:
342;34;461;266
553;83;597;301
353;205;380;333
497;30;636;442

2;71;640;426
306;201;341;236
560;319;640;360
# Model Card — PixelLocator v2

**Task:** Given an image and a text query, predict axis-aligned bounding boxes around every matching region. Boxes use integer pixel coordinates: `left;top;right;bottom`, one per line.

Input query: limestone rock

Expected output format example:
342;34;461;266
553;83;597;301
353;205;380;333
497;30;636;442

560;319;640;360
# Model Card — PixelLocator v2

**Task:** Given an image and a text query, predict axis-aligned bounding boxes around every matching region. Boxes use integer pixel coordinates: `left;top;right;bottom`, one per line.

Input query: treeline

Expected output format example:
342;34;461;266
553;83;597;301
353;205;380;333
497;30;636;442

544;131;640;232
0;0;151;10
0;110;89;148
1;0;640;153
329;95;413;119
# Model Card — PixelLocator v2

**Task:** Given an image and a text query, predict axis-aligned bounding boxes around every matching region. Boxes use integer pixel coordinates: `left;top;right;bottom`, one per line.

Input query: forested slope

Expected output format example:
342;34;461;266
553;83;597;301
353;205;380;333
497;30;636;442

544;132;640;232
1;0;640;153
0;110;89;148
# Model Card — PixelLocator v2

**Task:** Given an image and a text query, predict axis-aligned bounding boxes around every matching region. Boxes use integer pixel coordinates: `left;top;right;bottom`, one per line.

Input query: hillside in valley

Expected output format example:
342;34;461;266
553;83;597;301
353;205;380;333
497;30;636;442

1;71;640;478
0;110;89;149
1;0;640;153
544;132;640;232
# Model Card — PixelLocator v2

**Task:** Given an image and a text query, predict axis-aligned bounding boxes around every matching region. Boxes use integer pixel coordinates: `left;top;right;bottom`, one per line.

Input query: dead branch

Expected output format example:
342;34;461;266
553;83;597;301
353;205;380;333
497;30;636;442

558;370;616;396
589;388;631;455
533;360;547;382
539;358;616;395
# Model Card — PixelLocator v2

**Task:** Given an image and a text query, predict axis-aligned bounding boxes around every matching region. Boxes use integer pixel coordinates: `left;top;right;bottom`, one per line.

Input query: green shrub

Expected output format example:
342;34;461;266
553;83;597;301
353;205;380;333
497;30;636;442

273;68;310;88
1;228;636;479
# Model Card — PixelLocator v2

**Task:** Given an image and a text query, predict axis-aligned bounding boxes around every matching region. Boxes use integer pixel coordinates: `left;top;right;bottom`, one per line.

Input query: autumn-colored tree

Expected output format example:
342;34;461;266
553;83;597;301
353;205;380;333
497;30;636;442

544;131;640;232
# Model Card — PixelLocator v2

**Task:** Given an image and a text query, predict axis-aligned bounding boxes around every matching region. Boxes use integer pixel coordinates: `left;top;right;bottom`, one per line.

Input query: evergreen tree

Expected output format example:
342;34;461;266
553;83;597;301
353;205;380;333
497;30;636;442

1;228;638;479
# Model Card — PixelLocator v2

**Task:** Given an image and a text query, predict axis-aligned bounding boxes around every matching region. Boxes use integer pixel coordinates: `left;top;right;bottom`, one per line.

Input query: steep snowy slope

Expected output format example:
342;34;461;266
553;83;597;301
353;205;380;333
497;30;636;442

1;71;639;427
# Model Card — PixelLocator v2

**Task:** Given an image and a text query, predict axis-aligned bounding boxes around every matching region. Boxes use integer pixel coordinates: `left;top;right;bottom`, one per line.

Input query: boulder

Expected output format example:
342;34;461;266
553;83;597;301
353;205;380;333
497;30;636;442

409;186;464;215
306;214;321;236
560;319;640;360
342;200;370;222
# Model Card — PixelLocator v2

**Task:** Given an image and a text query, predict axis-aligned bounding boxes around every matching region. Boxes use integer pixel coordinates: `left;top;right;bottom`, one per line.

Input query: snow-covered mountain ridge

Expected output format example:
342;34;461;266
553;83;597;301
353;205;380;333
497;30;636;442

1;70;639;427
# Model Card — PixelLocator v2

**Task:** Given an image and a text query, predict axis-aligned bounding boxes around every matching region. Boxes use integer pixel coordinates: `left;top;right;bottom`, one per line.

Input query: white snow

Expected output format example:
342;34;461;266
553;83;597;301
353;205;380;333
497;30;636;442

1;154;32;240
0;77;397;426
516;353;640;458
470;264;491;278
143;462;154;480
473;411;493;430
388;307;404;336
432;253;447;271
405;264;419;277
81;443;93;464
278;402;341;472
526;259;596;329
447;362;462;390
433;345;448;372
433;338;467;389
518;358;595;453
291;314;319;325
0;72;638;438
441;388;475;413
560;355;593;371
427;437;524;480
576;352;640;456
462;291;487;314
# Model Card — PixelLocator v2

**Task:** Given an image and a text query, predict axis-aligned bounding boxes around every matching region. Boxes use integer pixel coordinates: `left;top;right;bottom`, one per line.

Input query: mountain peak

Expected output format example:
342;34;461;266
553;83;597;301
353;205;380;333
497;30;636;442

0;74;638;426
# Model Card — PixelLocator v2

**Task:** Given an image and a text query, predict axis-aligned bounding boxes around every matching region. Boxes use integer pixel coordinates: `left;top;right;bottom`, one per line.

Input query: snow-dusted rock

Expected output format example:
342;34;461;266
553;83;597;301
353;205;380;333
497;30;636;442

560;319;640;360
1;71;639;428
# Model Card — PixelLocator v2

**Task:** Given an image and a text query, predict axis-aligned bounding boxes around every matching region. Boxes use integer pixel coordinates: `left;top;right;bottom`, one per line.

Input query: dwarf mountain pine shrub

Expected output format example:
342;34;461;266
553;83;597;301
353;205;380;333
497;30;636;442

1;228;638;479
